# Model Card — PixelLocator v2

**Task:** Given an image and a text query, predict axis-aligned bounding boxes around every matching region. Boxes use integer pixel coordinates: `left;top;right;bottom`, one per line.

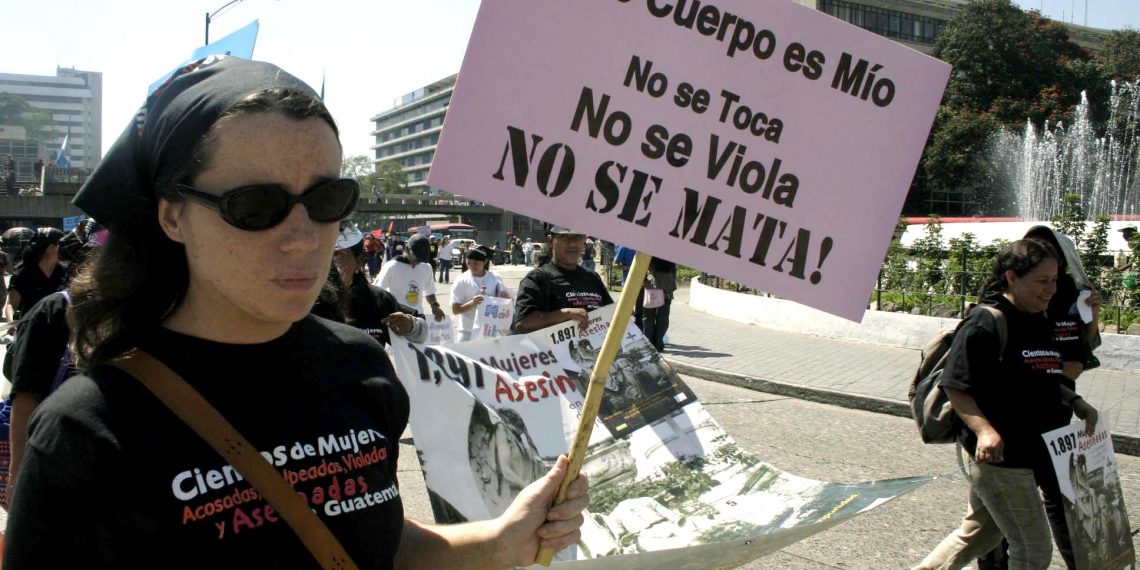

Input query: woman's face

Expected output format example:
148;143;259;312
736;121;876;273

1006;258;1058;314
466;257;486;276
333;249;361;285
160;112;342;334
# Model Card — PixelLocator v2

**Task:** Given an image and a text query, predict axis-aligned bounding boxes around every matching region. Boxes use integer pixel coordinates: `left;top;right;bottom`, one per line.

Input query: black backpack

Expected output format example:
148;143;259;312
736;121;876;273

908;305;1006;444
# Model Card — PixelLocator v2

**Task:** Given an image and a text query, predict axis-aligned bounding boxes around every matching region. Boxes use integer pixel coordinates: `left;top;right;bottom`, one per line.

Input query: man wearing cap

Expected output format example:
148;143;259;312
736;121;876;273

512;226;613;334
374;233;446;321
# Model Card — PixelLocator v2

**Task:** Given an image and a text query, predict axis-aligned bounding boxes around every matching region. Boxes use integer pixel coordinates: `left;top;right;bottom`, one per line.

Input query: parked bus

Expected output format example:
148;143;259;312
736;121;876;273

407;222;477;241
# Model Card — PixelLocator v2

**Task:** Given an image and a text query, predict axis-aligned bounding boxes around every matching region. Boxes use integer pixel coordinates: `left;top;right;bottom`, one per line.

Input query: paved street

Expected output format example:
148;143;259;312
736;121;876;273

396;374;1140;569
431;262;1140;453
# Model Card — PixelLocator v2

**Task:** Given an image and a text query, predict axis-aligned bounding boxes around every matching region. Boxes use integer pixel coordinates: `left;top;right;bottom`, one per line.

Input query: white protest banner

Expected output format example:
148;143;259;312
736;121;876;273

472;296;514;340
428;0;950;321
1042;417;1136;570
390;306;932;567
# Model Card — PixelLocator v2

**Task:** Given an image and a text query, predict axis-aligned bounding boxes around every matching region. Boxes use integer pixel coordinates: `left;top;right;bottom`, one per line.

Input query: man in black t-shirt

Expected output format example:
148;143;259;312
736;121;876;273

511;226;613;334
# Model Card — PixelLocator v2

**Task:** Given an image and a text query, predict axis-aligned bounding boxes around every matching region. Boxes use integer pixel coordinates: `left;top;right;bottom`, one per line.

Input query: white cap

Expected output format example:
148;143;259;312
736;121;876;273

335;224;364;251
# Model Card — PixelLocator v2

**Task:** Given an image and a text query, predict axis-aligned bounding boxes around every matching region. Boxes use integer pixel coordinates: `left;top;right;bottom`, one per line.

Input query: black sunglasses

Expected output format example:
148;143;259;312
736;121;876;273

173;178;360;231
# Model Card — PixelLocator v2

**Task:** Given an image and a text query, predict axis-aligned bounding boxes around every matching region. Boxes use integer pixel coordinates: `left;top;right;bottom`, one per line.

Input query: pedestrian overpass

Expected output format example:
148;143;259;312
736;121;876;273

0;192;504;229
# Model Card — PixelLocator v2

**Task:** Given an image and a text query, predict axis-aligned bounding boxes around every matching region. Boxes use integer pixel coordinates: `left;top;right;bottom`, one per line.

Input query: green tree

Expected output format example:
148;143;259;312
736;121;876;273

340;156;411;195
910;216;946;290
1098;30;1140;82
1051;193;1086;248
921;0;1098;204
0;93;53;141
922;108;999;196
340;154;373;179
947;233;986;296
1081;215;1111;287
373;160;410;194
881;218;912;290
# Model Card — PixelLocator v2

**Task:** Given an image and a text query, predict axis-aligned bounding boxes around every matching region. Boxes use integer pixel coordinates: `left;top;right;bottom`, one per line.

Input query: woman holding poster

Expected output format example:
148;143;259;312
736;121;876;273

451;245;511;341
4;56;587;570
915;239;1098;570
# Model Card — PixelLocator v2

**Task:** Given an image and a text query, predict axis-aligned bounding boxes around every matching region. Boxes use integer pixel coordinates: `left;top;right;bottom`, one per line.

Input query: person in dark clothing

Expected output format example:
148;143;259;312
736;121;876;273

6;227;65;321
4;156;15;195
312;223;426;346
975;226;1105;570
512;226;613;334
915;239;1099;570
4;56;587;570
641;257;677;352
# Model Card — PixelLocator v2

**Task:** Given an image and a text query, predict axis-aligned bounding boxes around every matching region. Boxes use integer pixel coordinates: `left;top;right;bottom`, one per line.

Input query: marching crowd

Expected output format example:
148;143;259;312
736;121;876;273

0;53;1121;570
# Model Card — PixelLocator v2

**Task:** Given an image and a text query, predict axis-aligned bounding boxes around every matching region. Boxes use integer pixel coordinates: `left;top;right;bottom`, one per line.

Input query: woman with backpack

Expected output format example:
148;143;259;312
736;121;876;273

914;239;1098;570
973;226;1105;570
4;56;587;570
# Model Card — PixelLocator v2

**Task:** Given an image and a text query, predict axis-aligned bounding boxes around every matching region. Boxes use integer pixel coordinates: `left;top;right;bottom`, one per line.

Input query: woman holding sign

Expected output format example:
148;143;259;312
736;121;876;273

451;245;512;341
973;226;1105;570
4;56;587;570
915;239;1099;570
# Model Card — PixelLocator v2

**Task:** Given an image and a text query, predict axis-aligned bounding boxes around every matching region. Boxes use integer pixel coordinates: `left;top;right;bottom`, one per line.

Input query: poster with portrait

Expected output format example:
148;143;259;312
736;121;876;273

1043;417;1136;570
390;306;933;567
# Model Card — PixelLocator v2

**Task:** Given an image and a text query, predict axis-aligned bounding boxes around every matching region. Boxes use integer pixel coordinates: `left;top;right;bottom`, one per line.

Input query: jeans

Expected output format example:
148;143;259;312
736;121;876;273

915;451;1053;570
642;295;672;351
977;463;1075;569
438;260;451;283
524;251;533;266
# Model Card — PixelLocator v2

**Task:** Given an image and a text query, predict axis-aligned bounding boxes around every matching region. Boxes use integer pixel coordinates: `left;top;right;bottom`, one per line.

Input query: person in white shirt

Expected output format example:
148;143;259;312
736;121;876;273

522;238;534;267
450;245;512;341
438;235;454;284
374;233;446;321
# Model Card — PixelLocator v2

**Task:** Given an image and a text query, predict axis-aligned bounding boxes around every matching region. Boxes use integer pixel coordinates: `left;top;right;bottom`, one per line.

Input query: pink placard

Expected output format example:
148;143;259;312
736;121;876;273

429;0;950;321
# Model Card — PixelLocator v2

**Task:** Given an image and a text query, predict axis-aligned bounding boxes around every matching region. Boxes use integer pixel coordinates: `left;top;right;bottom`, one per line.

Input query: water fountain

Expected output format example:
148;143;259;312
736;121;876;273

988;80;1140;221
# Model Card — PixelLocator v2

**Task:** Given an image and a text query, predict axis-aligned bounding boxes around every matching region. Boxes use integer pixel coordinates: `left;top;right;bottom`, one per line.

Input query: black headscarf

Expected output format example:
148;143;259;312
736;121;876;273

73;56;322;228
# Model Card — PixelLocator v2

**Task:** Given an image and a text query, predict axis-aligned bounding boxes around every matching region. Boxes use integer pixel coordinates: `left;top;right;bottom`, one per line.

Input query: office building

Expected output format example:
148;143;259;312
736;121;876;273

0;67;102;177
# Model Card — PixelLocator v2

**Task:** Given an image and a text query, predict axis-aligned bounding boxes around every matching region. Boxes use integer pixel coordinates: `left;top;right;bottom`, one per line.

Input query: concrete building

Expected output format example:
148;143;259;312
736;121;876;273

0;67;102;176
370;74;454;194
797;0;1110;54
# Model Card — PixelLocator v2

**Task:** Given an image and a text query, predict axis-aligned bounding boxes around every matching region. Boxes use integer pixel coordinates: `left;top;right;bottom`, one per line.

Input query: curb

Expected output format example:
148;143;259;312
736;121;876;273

666;358;1140;457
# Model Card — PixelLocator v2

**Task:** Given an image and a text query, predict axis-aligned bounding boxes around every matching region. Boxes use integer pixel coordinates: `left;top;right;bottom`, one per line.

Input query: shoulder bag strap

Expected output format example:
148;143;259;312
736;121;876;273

978;305;1008;360
109;350;359;570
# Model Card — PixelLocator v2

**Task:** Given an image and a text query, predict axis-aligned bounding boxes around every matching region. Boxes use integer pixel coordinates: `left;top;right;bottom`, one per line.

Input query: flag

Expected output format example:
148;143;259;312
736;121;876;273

54;128;71;168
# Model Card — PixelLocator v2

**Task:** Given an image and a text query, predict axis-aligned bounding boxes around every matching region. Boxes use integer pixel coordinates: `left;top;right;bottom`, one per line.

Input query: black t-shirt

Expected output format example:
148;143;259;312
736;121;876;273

512;263;613;331
8;265;65;316
4;316;409;569
939;295;1065;470
313;281;422;347
9;291;71;398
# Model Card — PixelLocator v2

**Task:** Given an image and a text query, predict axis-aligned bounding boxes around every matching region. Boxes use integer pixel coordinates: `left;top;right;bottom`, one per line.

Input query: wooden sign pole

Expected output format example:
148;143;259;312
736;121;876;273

535;251;651;566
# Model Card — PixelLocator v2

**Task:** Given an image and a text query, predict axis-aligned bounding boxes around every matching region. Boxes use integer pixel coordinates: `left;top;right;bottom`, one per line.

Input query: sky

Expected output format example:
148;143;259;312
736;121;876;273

1012;0;1140;30
5;0;481;160
4;1;1137;162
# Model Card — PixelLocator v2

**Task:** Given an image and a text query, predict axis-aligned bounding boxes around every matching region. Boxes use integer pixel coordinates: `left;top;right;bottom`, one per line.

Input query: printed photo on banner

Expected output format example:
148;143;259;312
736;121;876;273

428;0;951;321
389;306;933;568
1042;417;1136;570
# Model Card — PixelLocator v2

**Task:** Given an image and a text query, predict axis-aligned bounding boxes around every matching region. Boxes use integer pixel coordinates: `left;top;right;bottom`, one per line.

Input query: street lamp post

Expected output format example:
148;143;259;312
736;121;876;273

205;0;245;44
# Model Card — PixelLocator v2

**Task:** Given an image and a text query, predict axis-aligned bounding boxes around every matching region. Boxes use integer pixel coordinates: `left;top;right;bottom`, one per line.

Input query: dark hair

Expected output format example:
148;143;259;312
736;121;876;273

70;88;338;371
979;238;1059;299
18;227;63;270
